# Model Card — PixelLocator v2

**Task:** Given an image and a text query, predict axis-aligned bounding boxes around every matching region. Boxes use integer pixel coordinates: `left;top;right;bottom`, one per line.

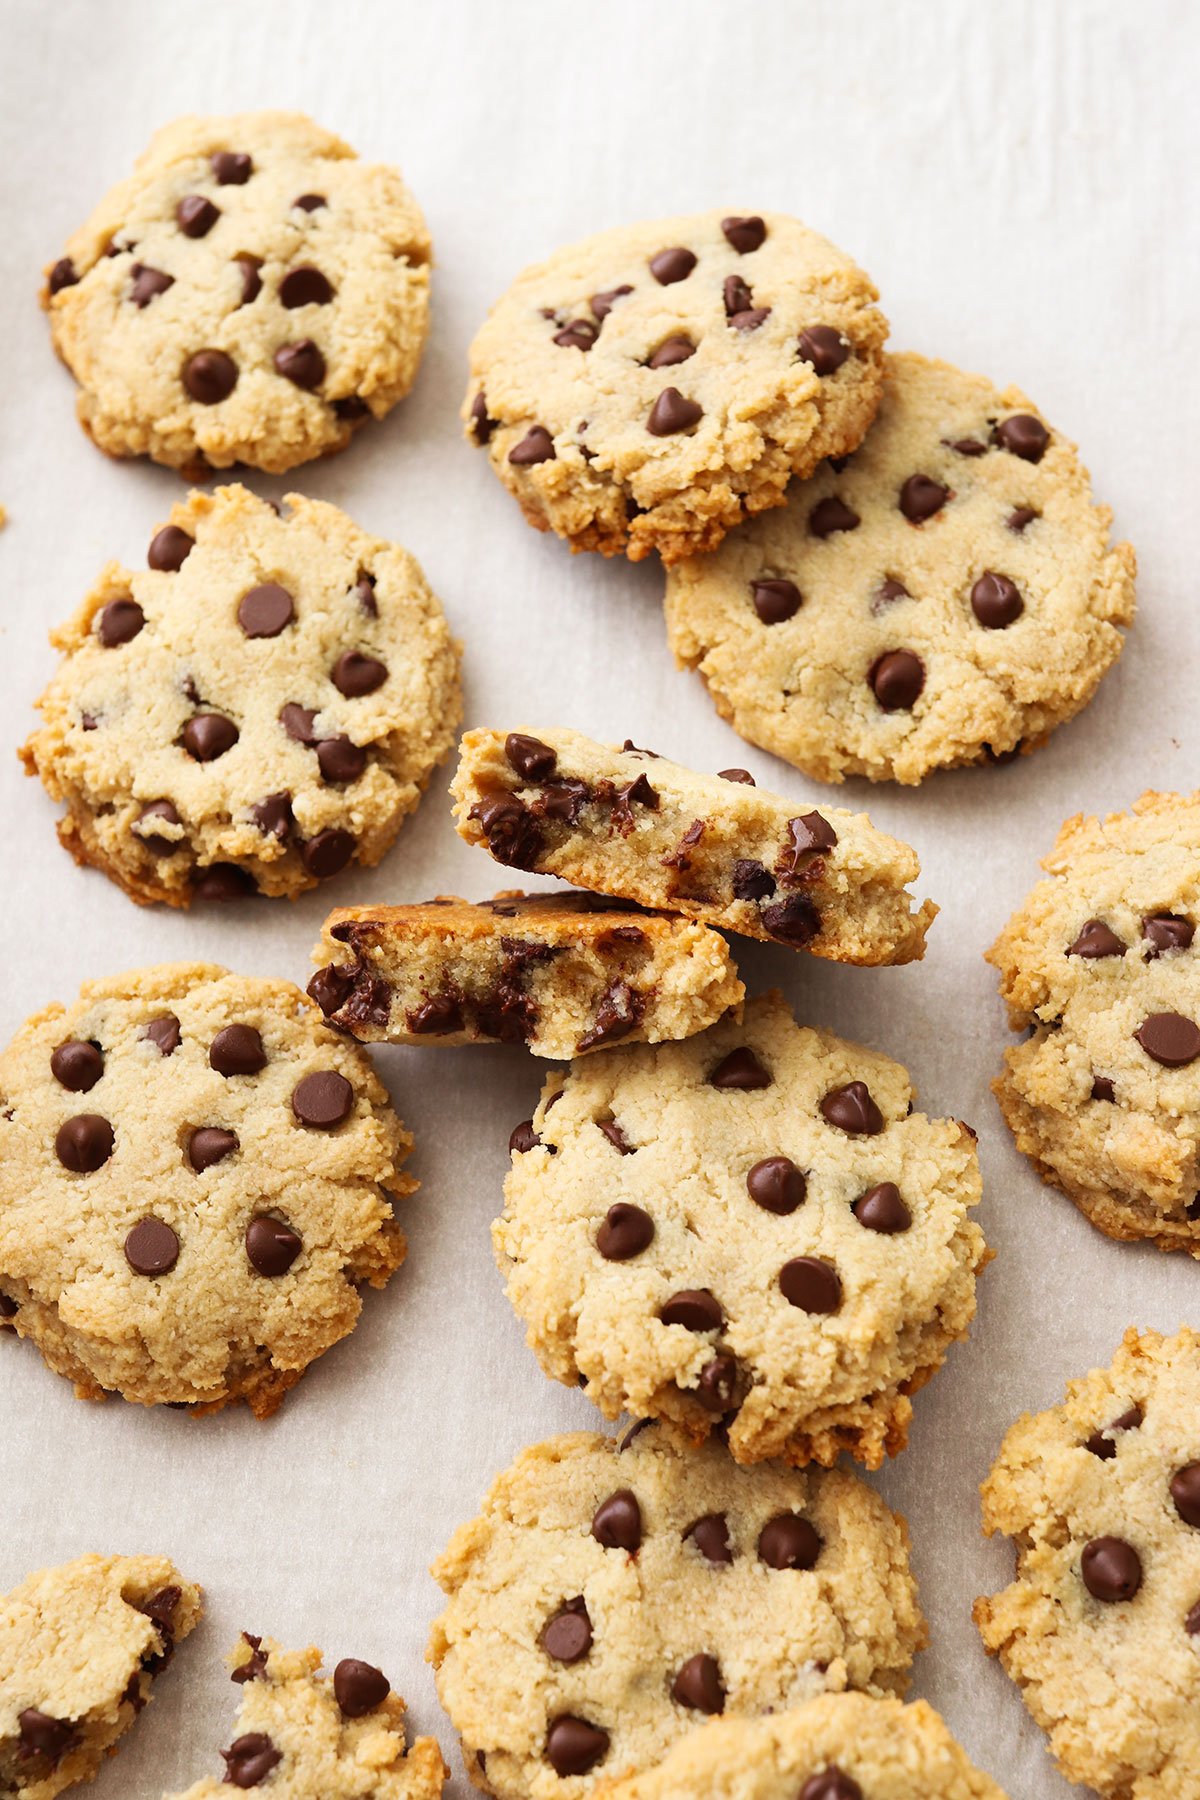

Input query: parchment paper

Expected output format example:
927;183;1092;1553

2;4;1196;1794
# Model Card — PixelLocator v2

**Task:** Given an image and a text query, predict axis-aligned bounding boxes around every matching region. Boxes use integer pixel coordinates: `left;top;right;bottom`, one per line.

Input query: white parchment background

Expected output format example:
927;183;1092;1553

2;3;1197;1794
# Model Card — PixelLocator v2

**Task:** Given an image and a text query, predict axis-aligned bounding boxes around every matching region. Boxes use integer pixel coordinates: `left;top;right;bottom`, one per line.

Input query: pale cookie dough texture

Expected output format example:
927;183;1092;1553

593;1694;1009;1800
429;1429;926;1800
988;792;1200;1254
43;111;431;474
666;352;1136;783
976;1327;1200;1800
1;1553;201;1800
498;990;986;1468
451;729;935;965
309;892;743;1060
0;963;412;1415
464;209;886;563
165;1635;446;1799
21;484;461;907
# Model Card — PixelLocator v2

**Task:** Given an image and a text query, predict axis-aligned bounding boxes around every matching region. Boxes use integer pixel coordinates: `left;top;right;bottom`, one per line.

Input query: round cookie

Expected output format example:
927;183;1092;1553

496;990;986;1469
987;791;1200;1253
42;111;431;474
975;1327;1200;1800
593;1694;1009;1800
20;484;461;906
666;352;1136;782
464;209;886;563
429;1429;926;1800
165;1636;446;1799
0;963;412;1414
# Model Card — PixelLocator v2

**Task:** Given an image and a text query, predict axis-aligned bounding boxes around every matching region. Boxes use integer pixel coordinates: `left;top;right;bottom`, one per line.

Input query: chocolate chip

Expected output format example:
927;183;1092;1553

853;1182;911;1233
800;1769;862;1800
1067;920;1124;958
761;895;821;945
758;1513;822;1570
1081;1536;1142;1602
333;1659;389;1717
332;650;388;696
133;799;183;856
209;1025;266;1076
731;859;776;902
553;319;598;351
970;570;1024;629
235;255;263;304
612;773;659;829
245;1215;302;1277
293;193;326;211
192;863;256;902
787;811;838;854
683;1513;732;1565
48;258;79;295
947;436;987;456
797;326;850;375
474;795;545;870
1007;506;1039;533
1186;1599;1200;1635
130;264;174;307
899;474;948;523
302;829;356;879
590;285;633;320
648;387;703;435
183;349;238;403
144;1015;181;1056
746;1155;805;1214
0;1295;18;1319
237;583;294;638
211;151;251;184
280;265;335;308
709;1046;770;1089
177;195;219;237
810;496;860;537
505;732;557;780
779;1256;842;1313
251;793;294;839
650;246;697;284
577;980;642;1052
124;1216;180;1276
18;1710;76;1765
719;768;755;784
183;712;238;761
148;525;194;571
721;215;766;253
467;393;495;445
51;1040;104;1093
723;274;754;318
994;414;1049;462
187;1128;238;1172
221;1733;282;1788
1144;913;1194;956
596;1202;654;1261
1091;1075;1116;1102
55;1114;114;1172
697;1353;740;1411
647;334;696;368
545;1716;609;1778
1171;1462;1200;1526
509;426;556;465
671;1652;724;1713
280;702;319;743
541;1598;592;1664
592;1489;641;1550
870;649;925;710
539;778;590;824
1084;1405;1143;1459
751;577;801;624
231;1635;268;1684
98;598;145;647
407;995;463;1035
1135;1012;1200;1067
874;577;910;608
292;1070;353;1127
660;1289;723;1331
821;1081;884;1134
275;338;326;390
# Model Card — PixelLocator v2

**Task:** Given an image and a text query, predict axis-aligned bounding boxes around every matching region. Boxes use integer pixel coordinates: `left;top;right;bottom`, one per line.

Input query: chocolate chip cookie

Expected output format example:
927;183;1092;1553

465;209;886;563
20;484;461;906
429;1428;926;1799
1;1553;200;1800
666;352;1136;782
976;1327;1200;1799
0;963;412;1414
451;730;936;965
309;891;743;1059
593;1694;1009;1800
43;111;430;474
497;989;986;1468
165;1635;446;1798
988;791;1200;1253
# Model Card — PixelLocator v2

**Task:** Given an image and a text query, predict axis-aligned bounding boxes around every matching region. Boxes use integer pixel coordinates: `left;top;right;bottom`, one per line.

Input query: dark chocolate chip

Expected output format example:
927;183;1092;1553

183;712;239;761
751;577;801;624
591;1489;641;1551
671;1652;724;1713
235;255;263;304
301;829;356;879
211;151;252;184
647;334;696;368
130;264;174;307
1067;920;1125;958
797;325;850;375
874;577;910;608
899;474;948;522
473;794;544;870
308;966;354;1016
541;1598;592;1664
810;496;860;537
275;338;326;390
176;195;219;238
597;1202;654;1261
970;570;1024;628
292;1070;353;1127
245;1215;302;1277
192;863;257;902
209;1025;266;1076
505;732;557;780
709;1046;770;1089
280;265;335;308
55;1114;114;1173
48;258;79;295
761;894;821;945
1081;1536;1142;1602
18;1710;77;1766
696;1353;740;1411
183;349;238;403
721;216;766;253
1084;1405;1143;1459
144;1015;181;1056
545;1717;609;1778
660;1289;723;1331
51;1040;104;1093
577;980;642;1052
869;649;925;710
124;1216;180;1276
650;246;697;284
719;768;755;784
853;1182;912;1233
237;583;294;637
148;525;194;571
187;1128;238;1172
334;394;369;421
332;650;387;696
686;1513;732;1564
231;1635;268;1684
800;1769;862;1800
280;703;319;743
333;1659;389;1718
787;811;838;854
1007;506;1039;533
1171;1462;1200;1526
293;193;326;211
758;1513;822;1570
221;1733;282;1788
821;1081;884;1134
746;1156;805;1215
99;598;145;647
1144;913;1194;956
407;995;463;1035
731;859;776;902
135;800;184;856
779;1257;842;1313
590;285;633;320
509;426;556;465
648;387;703;435
993;414;1050;462
251;793;294;839
553;319;598;351
509;1120;542;1154
1135;1012;1200;1067
723;274;754;318
947;436;987;456
1091;1075;1116;1102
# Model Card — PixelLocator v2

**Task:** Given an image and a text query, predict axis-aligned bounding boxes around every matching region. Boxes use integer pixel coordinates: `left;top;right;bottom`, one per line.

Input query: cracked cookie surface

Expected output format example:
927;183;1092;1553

497;990;986;1467
429;1429;925;1800
465;209;885;563
0;962;411;1414
43;111;430;474
666;353;1135;782
21;484;461;907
